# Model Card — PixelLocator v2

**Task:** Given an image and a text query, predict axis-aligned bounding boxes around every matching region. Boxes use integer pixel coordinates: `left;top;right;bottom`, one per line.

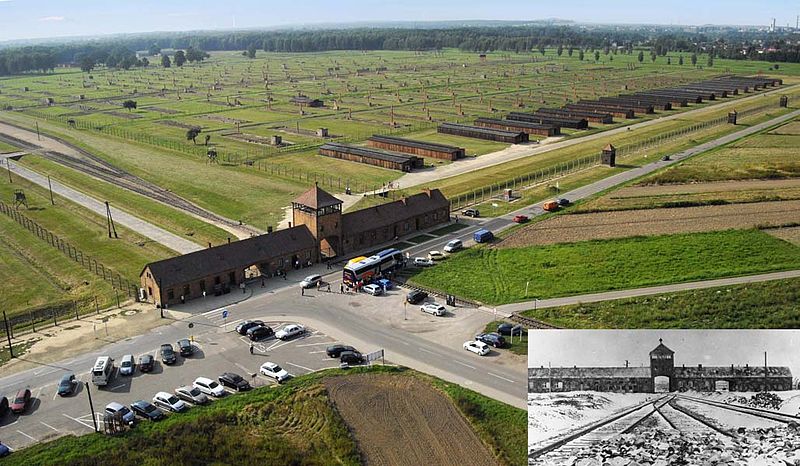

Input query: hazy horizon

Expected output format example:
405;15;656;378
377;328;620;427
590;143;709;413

0;0;797;44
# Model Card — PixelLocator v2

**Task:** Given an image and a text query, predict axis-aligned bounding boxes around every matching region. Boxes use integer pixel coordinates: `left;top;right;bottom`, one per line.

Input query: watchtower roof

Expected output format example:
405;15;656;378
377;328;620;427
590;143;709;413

603;143;615;151
293;184;342;210
650;338;674;355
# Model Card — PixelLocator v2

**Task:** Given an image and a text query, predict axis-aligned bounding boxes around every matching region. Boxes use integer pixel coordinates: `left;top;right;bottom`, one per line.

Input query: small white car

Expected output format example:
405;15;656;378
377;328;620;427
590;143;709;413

260;362;291;383
362;284;383;296
193;376;226;397
421;303;446;316
275;324;305;340
413;257;434;267
428;250;446;261
153;391;188;413
300;274;322;288
463;340;490;356
443;240;463;253
119;354;135;376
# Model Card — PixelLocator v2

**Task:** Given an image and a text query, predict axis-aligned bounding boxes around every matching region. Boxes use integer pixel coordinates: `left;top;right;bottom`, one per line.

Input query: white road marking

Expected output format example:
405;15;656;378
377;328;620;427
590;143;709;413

296;342;333;347
455;361;475;369
234;363;252;374
0;419;18;428
108;383;126;391
308;350;327;354
487;372;516;383
285;362;315;373
226;319;243;328
266;340;292;351
418;347;435;354
40;422;59;432
16;430;36;441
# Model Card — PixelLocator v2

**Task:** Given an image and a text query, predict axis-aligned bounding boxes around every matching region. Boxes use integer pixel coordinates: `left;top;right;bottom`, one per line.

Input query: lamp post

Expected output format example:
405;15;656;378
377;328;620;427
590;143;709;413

85;381;99;432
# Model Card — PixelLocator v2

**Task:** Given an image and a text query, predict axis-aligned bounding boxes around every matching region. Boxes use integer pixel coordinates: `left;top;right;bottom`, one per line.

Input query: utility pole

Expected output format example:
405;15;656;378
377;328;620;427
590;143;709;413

764;351;768;392
85;382;99;432
105;201;118;239
3;311;13;358
47;175;55;205
35;121;41;141
6;159;11;183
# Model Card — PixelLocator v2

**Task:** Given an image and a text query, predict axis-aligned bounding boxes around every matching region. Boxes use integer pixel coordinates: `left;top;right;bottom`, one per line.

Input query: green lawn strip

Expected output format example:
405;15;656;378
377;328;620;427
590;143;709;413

429;222;470;235
4;366;524;466
0;139;19;152
483;320;527;356
520;277;800;329
410;229;800;305
407;234;434;244
0;339;36;366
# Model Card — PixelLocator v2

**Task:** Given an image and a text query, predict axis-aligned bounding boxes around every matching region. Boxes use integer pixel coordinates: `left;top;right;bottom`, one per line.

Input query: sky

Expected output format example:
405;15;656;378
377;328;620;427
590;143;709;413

528;330;800;377
0;0;797;42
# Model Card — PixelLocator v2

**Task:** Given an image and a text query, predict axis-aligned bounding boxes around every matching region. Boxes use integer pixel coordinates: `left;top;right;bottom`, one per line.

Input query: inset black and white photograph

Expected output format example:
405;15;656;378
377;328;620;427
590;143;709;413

528;330;800;465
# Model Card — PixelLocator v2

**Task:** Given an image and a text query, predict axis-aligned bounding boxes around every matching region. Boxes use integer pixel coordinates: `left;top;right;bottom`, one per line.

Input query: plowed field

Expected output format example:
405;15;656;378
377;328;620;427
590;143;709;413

325;373;498;466
500;200;800;247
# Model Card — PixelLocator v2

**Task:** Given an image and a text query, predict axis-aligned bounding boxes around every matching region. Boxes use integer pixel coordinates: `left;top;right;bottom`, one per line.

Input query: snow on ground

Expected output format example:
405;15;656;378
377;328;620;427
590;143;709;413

689;389;800;415
675;398;783;429
528;391;658;445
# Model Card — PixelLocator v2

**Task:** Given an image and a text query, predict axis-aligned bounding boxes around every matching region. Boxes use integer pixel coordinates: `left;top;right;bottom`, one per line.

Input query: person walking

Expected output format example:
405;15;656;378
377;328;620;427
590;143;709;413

301;287;304;296
340;283;344;294
249;343;254;355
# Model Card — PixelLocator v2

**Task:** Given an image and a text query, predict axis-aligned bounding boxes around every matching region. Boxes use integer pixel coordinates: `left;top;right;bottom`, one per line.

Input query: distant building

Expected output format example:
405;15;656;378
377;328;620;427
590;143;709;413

529;339;793;393
290;95;324;107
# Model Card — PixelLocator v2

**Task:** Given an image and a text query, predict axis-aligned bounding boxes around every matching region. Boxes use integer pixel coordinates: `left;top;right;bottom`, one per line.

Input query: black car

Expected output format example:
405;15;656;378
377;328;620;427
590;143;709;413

247;325;274;341
339;351;364;365
557;198;570;206
326;344;356;358
177;339;194;357
138;354;155;372
130;400;165;421
219;372;251;391
236;320;264;336
0;397;8;418
57;373;77;396
475;332;506;348
160;344;177;365
406;289;428;305
462;208;480;218
497;323;524;336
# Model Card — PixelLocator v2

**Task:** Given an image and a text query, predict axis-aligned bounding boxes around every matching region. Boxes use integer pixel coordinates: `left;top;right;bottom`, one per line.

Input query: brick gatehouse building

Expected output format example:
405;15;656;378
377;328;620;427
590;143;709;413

139;185;450;306
528;339;794;394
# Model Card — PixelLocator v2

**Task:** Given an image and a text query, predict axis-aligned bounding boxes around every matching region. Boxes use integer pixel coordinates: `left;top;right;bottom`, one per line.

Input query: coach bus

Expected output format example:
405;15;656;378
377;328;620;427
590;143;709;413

343;248;405;286
92;356;114;386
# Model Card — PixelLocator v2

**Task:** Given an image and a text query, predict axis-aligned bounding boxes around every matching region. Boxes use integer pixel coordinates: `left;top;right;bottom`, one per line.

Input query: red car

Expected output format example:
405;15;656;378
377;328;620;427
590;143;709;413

512;215;529;223
10;388;31;414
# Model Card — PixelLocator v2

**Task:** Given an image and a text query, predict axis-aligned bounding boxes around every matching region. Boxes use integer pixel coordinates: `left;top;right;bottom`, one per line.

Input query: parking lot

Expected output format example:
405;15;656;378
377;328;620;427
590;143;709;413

0;321;360;452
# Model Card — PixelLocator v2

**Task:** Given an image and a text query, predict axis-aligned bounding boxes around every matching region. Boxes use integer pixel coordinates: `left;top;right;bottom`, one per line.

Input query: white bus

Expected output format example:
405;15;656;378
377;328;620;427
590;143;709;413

92;356;114;386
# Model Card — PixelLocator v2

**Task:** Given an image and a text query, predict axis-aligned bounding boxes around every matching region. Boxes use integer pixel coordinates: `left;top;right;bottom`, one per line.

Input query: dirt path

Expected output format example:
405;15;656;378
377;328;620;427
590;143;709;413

325;373;499;466
613;179;800;198
0;121;258;239
500;200;800;247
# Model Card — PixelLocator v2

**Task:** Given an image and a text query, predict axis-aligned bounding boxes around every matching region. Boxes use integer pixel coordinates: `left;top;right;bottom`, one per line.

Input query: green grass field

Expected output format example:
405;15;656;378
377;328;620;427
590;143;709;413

3;366;524;466
520;277;800;329
483;320;527;356
410;229;800;305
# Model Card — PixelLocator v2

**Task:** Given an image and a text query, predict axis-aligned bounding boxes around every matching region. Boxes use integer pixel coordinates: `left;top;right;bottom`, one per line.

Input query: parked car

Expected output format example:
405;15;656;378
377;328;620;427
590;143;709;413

119;354;135;376
104;401;135;425
462;208;480;218
193;377;226;397
428;250;446;261
512;215;529;223
275;324;305;340
339;351;364;365
406;289;428;304
421;303;446;316
443;239;462;253
661;155;671;161
153;392;188;413
9;389;31;414
375;278;393;290
543;200;560;211
130;400;165;421
497;323;524;336
177;339;194;357
0;397;9;417
175;386;210;405
138;354;155;373
259;362;291;383
247;325;274;341
0;441;9;457
475;332;506;348
473;229;493;243
463;340;490;356
300;274;322;288
160;343;177;365
57;373;78;396
413;257;434;267
362;284;383;296
326;344;357;358
218;372;251;391
236;320;265;336
557;198;571;206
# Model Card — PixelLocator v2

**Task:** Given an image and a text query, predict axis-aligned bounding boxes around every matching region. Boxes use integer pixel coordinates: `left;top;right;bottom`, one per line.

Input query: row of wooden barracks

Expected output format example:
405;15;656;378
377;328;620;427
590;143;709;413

139;185;450;306
528;339;794;394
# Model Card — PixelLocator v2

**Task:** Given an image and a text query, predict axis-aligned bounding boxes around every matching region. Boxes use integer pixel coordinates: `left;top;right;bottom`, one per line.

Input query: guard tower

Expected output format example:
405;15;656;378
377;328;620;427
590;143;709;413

601;144;616;167
650;339;675;393
728;110;738;125
780;95;789;108
291;184;342;259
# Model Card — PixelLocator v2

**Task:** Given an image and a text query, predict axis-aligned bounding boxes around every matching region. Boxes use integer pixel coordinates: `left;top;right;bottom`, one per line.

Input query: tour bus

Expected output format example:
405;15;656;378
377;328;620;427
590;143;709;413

343;248;404;286
92;356;114;386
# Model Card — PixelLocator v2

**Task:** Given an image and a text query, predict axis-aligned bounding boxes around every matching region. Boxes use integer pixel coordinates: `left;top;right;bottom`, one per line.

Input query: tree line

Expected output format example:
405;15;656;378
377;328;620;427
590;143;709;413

1;25;798;76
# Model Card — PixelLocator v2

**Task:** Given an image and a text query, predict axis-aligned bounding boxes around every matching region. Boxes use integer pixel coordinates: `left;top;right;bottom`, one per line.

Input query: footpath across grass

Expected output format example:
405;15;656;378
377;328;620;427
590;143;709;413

521;277;800;329
411;229;800;305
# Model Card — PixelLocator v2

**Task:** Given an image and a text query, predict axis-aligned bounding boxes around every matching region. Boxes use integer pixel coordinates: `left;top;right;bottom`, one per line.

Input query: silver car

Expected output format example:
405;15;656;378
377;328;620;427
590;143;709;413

175;385;209;405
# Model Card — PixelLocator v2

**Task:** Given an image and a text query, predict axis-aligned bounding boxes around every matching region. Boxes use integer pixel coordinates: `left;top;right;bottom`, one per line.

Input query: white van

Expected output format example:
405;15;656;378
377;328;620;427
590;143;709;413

92;356;114;386
443;239;463;253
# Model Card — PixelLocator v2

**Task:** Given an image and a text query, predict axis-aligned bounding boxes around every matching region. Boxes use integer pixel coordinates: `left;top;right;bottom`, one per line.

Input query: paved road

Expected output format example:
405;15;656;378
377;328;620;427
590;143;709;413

1;157;202;255
397;83;799;189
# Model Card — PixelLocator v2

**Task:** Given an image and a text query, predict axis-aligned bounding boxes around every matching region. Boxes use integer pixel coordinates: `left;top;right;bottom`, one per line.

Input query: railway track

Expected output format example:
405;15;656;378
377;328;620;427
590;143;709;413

0;129;260;238
510;312;560;329
675;394;800;425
